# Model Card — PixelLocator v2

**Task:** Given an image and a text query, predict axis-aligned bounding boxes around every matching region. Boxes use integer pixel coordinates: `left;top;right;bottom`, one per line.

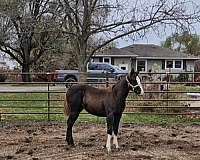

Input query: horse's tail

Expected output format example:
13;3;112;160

64;93;70;117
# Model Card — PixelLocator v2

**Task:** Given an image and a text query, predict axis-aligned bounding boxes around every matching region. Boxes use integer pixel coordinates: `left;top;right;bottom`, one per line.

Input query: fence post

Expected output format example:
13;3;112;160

106;72;109;88
192;70;194;83
166;71;170;107
47;83;50;121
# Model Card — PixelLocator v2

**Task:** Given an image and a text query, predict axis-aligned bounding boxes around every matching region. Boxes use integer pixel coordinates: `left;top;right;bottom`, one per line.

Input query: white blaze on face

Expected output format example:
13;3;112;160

136;76;144;95
106;134;112;152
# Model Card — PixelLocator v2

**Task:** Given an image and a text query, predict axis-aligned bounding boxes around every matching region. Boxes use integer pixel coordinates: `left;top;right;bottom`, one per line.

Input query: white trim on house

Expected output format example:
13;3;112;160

136;59;147;72
94;55;138;57
136;57;199;60
94;55;199;60
103;57;111;64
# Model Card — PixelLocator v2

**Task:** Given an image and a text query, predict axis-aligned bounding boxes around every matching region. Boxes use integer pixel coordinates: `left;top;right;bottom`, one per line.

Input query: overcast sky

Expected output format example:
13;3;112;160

117;0;200;48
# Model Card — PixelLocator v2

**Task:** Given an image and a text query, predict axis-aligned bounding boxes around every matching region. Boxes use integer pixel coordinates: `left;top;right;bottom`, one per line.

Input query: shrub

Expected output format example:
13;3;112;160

0;74;7;82
176;73;189;82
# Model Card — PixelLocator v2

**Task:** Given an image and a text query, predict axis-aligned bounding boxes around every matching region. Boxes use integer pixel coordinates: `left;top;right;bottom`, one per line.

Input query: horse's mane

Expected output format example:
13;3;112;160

112;77;126;91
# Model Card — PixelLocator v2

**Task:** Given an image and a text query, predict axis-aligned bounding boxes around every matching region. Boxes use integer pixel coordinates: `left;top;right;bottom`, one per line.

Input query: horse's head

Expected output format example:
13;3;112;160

126;68;144;96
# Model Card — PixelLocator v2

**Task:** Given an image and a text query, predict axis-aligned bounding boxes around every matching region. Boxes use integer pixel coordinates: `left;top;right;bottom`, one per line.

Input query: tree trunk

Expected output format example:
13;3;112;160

21;34;32;82
79;60;87;82
77;41;88;82
21;64;31;82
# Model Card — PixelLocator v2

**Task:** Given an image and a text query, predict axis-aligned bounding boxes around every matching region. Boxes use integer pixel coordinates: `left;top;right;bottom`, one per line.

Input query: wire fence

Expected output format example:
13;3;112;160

0;71;200;121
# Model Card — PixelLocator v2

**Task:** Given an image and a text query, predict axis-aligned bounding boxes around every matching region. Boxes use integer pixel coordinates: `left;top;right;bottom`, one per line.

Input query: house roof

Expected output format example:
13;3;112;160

121;44;200;59
94;44;200;60
94;47;138;57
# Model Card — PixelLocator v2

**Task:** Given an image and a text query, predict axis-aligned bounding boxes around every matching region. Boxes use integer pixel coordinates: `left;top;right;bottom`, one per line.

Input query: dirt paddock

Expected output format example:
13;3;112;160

0;122;200;160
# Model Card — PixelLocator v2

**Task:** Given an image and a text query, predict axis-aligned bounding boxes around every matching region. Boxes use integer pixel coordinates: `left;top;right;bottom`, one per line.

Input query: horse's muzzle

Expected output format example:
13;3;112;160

134;86;144;96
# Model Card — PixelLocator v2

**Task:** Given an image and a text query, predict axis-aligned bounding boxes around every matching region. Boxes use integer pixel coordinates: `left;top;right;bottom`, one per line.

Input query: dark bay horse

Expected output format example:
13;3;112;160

64;68;144;152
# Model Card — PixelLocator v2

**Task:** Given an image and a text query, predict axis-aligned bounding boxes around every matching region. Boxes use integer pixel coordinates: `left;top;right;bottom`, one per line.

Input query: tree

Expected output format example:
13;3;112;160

1;0;199;82
31;36;70;72
161;31;200;55
58;0;200;81
0;0;60;81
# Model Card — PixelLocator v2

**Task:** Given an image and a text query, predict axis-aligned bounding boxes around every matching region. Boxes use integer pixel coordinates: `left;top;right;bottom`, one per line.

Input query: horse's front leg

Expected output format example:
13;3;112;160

106;113;114;152
113;114;122;149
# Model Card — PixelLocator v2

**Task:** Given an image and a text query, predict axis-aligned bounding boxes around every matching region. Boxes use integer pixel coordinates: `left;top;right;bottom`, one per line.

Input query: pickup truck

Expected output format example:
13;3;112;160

54;62;128;83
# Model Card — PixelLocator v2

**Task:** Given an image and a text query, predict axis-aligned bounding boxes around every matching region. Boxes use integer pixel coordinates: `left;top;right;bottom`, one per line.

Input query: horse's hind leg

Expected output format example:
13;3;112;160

66;112;80;145
66;92;83;146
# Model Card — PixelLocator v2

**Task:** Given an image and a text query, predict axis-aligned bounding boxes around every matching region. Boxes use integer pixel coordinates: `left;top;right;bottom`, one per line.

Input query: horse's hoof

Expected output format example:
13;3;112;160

115;147;120;151
67;142;74;146
70;144;75;147
106;147;111;153
66;141;75;146
107;150;111;154
66;139;74;146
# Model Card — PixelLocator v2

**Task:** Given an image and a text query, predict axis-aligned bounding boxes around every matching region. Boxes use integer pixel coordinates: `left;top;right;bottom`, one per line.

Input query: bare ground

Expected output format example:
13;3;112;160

0;122;200;160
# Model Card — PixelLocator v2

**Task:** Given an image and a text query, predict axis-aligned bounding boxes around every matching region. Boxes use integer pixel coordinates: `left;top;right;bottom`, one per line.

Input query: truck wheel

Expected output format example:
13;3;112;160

65;77;77;88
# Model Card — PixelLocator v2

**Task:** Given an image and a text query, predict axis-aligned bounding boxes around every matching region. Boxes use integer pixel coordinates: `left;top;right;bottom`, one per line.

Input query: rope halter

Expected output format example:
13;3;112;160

126;76;139;90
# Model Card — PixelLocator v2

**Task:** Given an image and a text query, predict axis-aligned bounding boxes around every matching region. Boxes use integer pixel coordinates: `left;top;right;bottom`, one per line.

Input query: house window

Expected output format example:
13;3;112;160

166;60;173;68
137;60;146;72
103;57;111;64
175;60;182;68
165;60;183;69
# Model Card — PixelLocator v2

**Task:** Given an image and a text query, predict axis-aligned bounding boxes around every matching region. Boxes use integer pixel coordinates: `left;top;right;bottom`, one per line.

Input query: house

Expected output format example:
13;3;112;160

92;47;137;71
0;52;17;70
93;44;199;73
0;55;8;70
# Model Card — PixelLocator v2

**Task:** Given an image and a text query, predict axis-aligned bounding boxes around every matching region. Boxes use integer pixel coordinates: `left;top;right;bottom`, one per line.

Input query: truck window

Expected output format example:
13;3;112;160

99;64;114;71
88;63;114;72
88;64;98;70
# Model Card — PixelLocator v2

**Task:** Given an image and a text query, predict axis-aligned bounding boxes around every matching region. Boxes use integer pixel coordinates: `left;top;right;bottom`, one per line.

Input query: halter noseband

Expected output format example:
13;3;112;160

126;76;139;90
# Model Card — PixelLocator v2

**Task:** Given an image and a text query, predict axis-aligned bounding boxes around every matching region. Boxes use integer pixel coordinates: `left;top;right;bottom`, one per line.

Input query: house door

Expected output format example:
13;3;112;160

119;64;128;70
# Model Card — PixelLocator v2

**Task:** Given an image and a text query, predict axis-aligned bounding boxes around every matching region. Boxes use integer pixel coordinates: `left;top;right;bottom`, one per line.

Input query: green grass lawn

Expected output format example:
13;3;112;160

0;91;199;124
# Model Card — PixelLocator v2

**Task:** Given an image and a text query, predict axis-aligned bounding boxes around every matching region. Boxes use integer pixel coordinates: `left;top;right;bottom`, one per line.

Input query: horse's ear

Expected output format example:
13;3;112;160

130;68;139;78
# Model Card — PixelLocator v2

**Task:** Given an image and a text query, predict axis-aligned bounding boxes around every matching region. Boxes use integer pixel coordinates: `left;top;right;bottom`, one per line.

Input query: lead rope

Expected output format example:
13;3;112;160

126;76;139;90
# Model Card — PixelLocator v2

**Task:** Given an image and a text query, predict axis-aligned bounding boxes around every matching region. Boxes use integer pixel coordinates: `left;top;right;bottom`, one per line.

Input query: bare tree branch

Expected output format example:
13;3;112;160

59;0;200;76
0;46;22;65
